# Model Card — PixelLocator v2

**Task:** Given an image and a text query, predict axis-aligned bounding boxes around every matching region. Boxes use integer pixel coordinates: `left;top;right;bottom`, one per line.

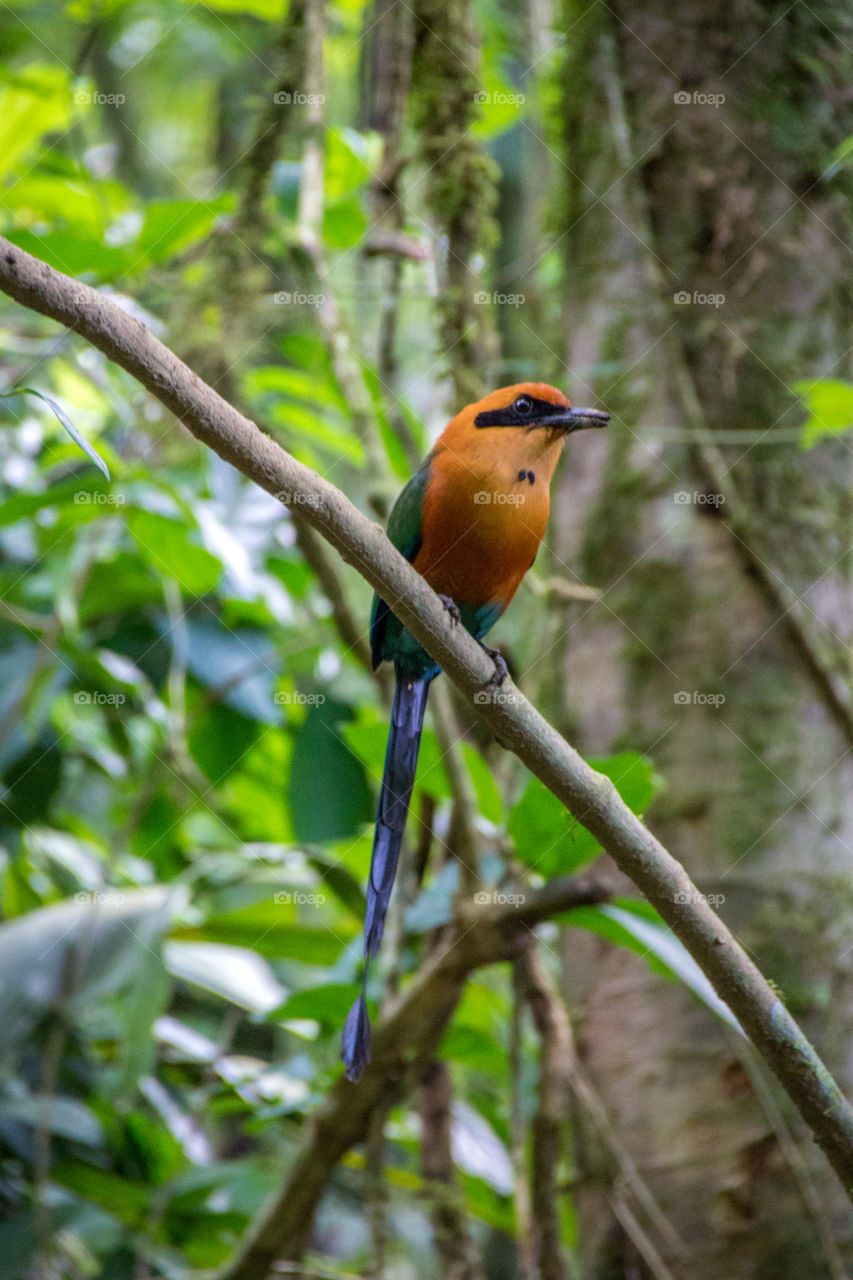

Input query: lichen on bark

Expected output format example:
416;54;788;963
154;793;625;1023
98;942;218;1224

408;0;500;403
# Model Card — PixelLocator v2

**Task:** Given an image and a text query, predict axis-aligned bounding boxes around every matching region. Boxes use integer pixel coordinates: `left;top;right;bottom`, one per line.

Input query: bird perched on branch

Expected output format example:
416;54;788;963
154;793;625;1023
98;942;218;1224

342;382;608;1081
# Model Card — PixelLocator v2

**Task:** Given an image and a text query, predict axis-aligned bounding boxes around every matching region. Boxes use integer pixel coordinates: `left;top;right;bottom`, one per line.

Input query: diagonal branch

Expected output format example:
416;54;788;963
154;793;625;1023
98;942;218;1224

221;877;610;1280
2;235;853;1212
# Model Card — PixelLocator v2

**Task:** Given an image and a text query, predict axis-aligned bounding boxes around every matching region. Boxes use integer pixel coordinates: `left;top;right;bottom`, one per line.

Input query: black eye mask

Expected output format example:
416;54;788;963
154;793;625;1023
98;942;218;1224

474;395;567;428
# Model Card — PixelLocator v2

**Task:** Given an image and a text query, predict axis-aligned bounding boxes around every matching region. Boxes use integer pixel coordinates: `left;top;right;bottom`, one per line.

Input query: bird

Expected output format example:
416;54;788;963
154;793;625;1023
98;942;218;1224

341;382;608;1081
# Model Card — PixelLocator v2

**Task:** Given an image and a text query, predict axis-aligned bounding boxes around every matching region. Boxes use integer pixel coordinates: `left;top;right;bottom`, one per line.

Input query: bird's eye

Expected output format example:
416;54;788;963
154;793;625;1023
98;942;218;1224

513;395;533;416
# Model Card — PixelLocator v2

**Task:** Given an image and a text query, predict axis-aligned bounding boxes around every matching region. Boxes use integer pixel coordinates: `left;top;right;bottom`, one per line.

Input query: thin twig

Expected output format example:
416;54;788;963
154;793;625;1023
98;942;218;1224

570;1068;687;1261
430;681;480;897
364;1107;389;1279
417;1060;485;1280
610;1197;680;1280
510;959;536;1280
518;948;573;1280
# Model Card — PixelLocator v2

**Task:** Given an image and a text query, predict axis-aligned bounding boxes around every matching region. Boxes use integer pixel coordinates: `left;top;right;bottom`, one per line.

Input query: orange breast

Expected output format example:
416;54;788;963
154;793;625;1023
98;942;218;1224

414;448;551;610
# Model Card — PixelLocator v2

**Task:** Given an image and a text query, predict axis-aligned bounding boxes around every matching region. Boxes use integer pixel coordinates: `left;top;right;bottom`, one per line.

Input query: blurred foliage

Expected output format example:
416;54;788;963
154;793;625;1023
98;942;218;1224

0;1;735;1276
794;378;853;447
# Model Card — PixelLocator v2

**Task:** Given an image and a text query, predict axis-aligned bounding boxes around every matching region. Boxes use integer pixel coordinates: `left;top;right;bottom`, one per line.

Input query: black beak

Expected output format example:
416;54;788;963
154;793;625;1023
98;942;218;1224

542;406;610;432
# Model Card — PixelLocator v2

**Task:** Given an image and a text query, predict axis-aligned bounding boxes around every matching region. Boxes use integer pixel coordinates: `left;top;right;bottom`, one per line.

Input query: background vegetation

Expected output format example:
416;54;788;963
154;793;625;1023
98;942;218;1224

2;0;853;1277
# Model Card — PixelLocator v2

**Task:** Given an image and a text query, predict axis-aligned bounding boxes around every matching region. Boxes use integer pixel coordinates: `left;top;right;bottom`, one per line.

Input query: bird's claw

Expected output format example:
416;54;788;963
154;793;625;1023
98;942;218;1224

480;644;508;686
438;594;461;626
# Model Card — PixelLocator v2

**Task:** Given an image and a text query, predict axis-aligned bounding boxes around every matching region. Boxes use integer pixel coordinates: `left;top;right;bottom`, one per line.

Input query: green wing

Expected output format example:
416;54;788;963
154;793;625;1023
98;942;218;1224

370;454;432;669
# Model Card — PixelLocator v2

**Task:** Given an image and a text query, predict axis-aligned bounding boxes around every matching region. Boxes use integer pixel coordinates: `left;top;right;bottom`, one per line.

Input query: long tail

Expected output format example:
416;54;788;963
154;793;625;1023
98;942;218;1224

341;672;431;1081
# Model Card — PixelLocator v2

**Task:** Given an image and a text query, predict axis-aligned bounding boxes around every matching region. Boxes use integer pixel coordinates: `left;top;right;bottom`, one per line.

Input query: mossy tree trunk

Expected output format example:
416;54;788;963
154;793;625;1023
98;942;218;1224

546;1;853;1275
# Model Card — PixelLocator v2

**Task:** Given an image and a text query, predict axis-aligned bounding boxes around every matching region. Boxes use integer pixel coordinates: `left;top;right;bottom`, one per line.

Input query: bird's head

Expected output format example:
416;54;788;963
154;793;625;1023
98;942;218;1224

470;382;609;436
437;382;608;476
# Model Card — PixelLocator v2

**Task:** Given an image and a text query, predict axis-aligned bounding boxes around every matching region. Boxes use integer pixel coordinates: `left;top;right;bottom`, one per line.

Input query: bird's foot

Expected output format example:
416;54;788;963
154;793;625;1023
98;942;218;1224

479;643;508;686
438;594;461;627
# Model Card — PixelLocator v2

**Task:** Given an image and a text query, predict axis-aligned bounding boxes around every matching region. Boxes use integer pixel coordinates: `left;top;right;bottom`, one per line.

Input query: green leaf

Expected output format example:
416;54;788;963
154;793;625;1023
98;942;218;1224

592;751;662;814
461;742;503;823
52;1160;150;1226
459;1171;514;1233
0;475;103;527
137;198;231;265
4;173;124;237
0;64;72;180
271;983;360;1026
1;735;63;827
116;942;172;1097
189;701;261;780
0;888;177;1058
793;378;853;448
0;642;43;772
406;861;459;933
509;753;661;877
0;1095;104;1146
220;730;293;841
267;401;365;465
244;365;347;413
78;553;164;624
441;1023;504;1072
0;1209;41;1277
176;902;350;963
5;229;131;281
1;386;110;478
324;128;372;200
569;900;740;1030
182;0;285;16
288;701;373;843
827;133;853;177
181;619;280;725
306;851;365;916
323;195;367;249
343;708;502;822
165;941;286;1014
471;64;527;140
127;509;222;595
360;361;414;478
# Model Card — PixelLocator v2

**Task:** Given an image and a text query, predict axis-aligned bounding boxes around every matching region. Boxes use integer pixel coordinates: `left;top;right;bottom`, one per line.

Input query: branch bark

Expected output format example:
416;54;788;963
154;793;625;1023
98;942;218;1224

518;948;574;1280
222;877;610;1279
2;236;853;1214
418;1060;486;1280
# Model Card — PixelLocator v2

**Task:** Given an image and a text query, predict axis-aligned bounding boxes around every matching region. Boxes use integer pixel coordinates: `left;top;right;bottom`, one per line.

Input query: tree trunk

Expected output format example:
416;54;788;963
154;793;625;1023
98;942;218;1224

548;1;853;1275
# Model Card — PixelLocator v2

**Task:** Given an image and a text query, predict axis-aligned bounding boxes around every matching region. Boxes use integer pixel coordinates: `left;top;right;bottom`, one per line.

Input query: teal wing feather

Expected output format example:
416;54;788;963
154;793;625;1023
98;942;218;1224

370;455;432;669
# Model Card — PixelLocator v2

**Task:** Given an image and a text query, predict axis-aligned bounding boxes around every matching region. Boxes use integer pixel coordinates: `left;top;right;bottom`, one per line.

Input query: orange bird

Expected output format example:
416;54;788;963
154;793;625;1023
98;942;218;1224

342;383;608;1079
